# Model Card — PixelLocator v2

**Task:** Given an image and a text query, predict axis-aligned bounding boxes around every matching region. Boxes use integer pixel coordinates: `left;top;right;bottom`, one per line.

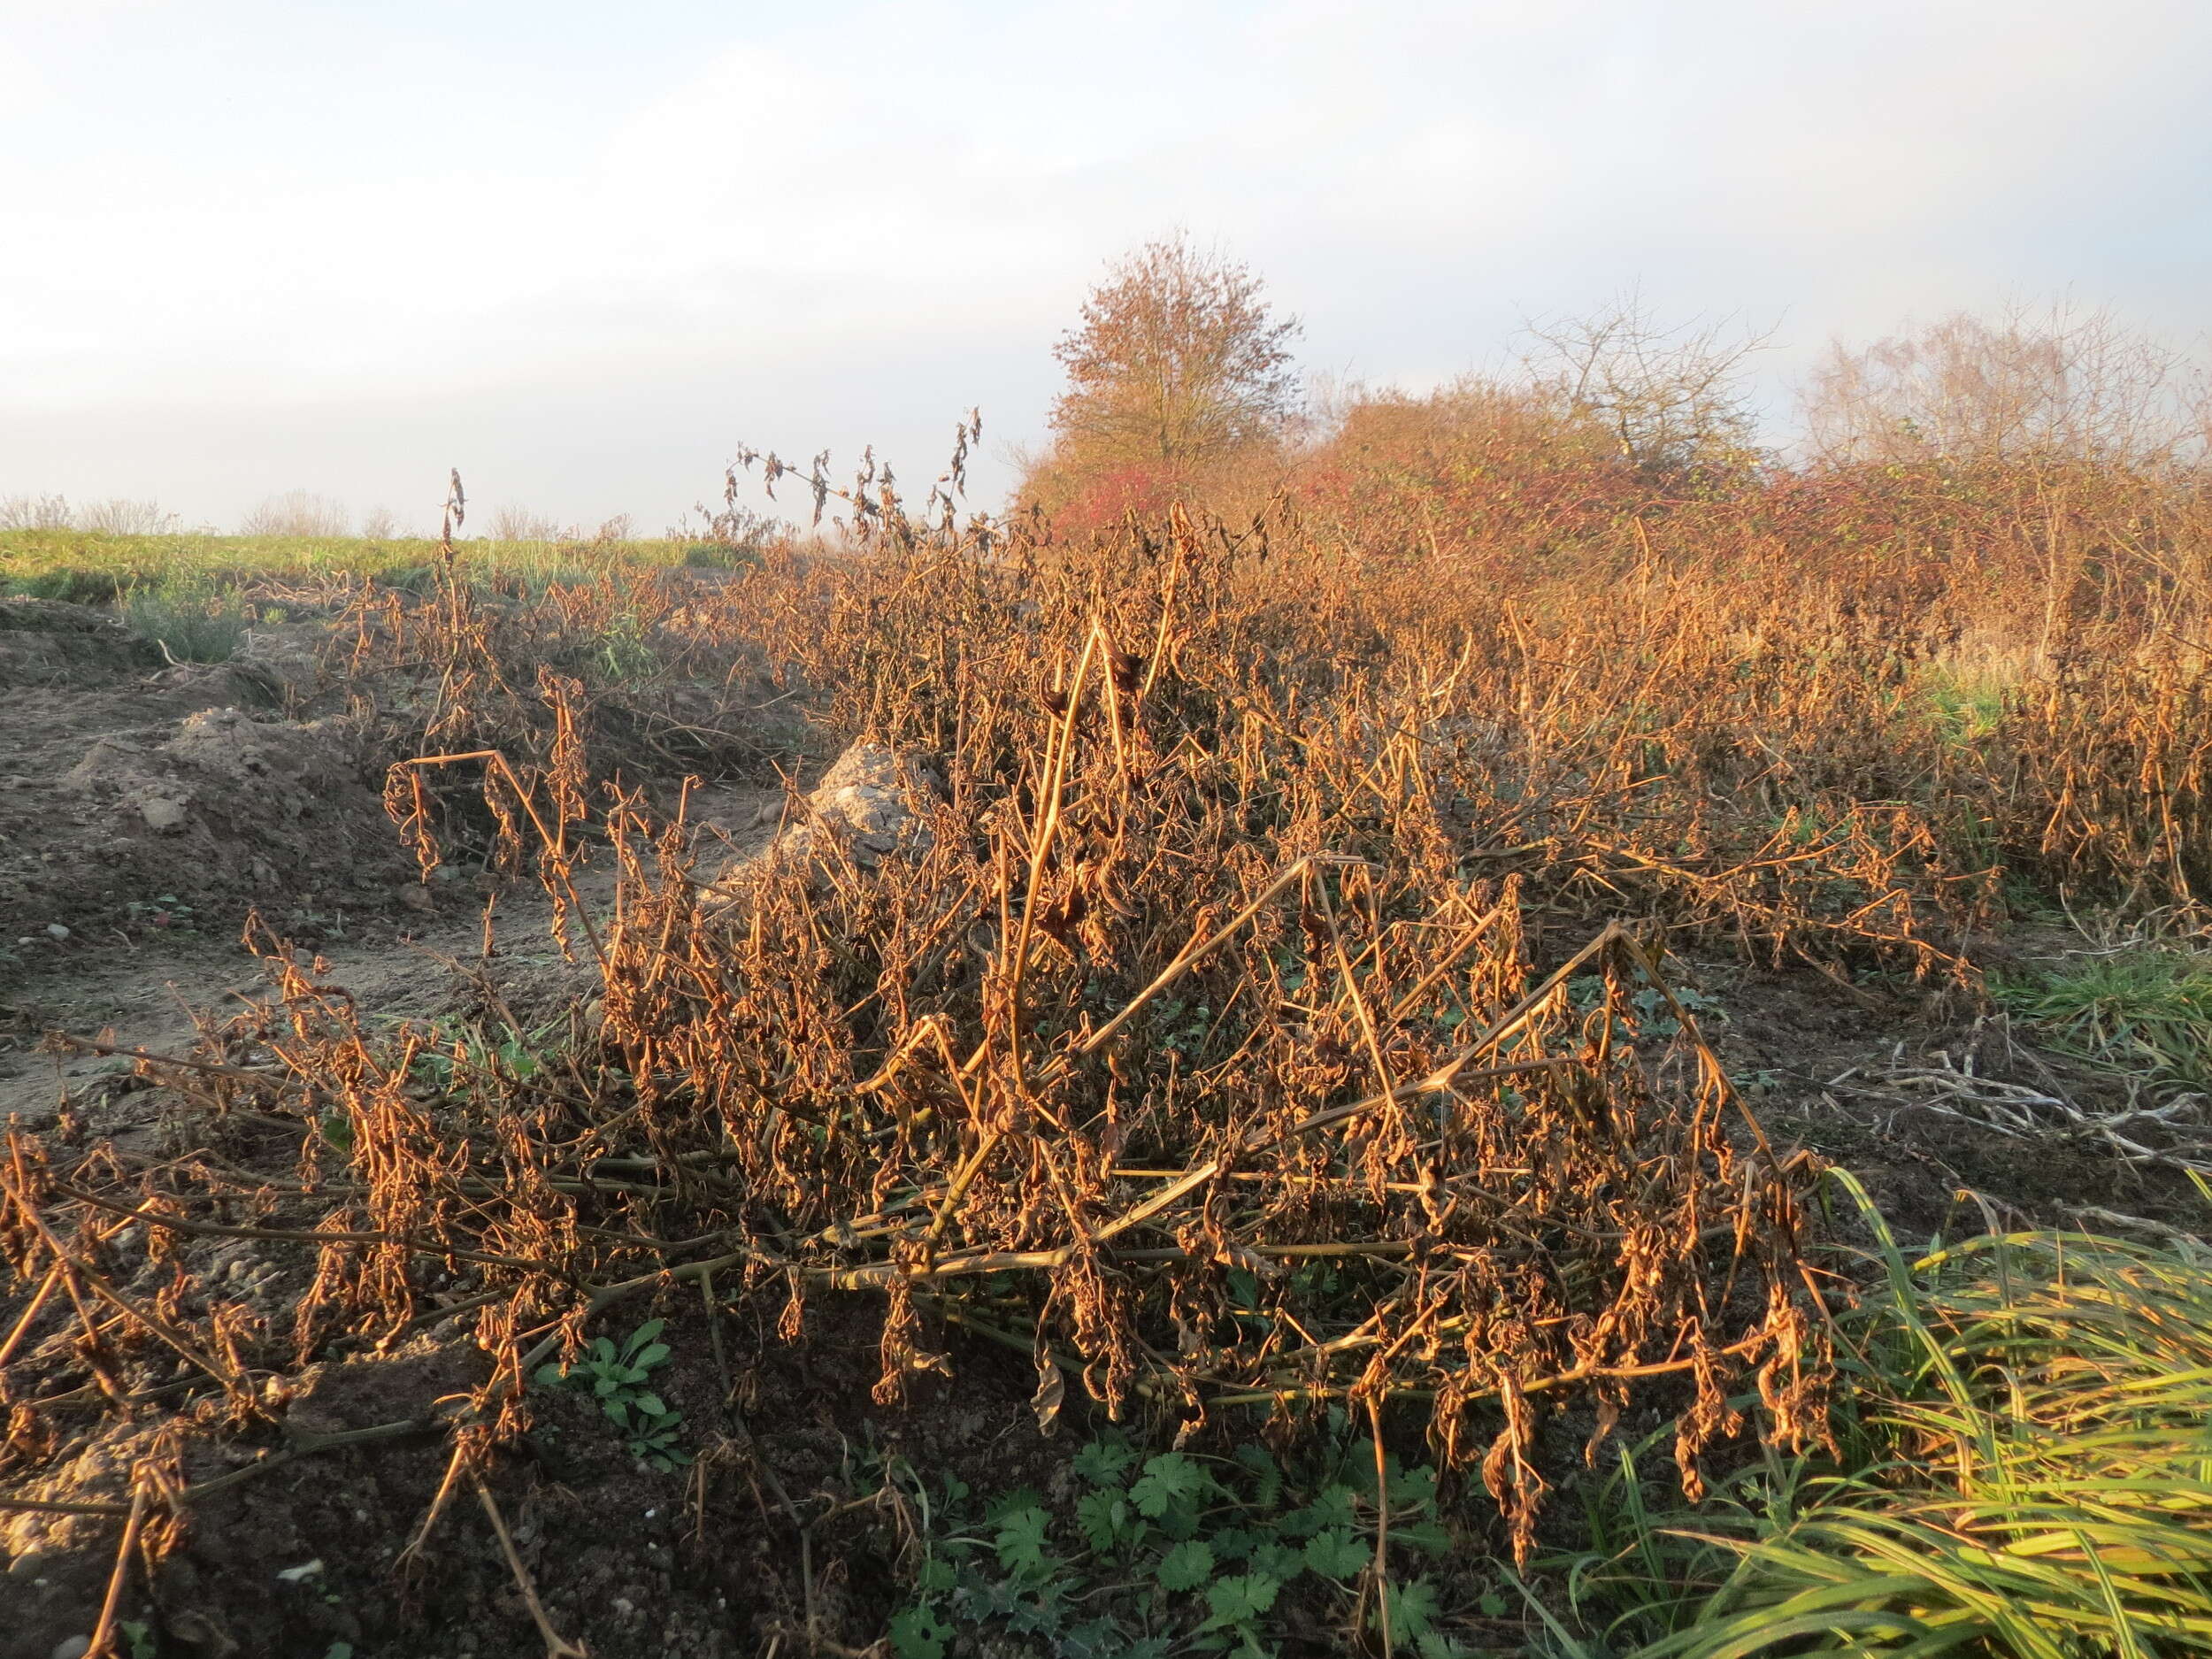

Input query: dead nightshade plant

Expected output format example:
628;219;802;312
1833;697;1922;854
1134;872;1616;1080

34;415;2212;1644
1;499;1842;1644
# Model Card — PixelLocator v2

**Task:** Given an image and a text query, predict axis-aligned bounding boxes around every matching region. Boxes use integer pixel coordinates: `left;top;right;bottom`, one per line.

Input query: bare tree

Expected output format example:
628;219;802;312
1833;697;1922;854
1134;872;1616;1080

1048;233;1302;475
1523;291;1770;475
1803;301;2202;469
488;504;567;541
0;494;76;531
357;504;400;540
77;497;179;535
240;490;350;537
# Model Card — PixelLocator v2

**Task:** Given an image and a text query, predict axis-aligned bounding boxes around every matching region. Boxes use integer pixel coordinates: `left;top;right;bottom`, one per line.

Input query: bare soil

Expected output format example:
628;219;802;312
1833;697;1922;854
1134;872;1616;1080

0;600;417;998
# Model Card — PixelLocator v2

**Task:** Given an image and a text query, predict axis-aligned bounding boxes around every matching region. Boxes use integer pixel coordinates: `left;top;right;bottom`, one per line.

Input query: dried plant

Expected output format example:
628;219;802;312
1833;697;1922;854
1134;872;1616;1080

7;382;2212;1647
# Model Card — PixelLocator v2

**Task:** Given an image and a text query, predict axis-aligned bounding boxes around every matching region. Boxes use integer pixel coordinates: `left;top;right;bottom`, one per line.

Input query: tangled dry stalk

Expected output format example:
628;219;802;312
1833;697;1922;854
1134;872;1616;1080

4;440;2209;1647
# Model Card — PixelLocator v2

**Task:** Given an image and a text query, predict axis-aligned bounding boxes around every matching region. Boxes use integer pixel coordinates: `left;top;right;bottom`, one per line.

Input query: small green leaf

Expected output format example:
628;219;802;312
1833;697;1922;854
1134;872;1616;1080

1074;1489;1125;1552
632;1392;665;1417
1210;1525;1261;1562
1072;1438;1138;1486
1379;1578;1443;1640
631;1341;670;1371
888;1606;952;1659
1201;1572;1280;1631
1157;1538;1215;1592
533;1363;568;1387
994;1505;1052;1575
1304;1529;1371;1579
626;1317;666;1352
1233;1443;1283;1510
917;1556;957;1594
1277;1486;1355;1539
1131;1452;1208;1519
1065;1620;1160;1659
1394;1518;1452;1556
1388;1464;1439;1510
985;1486;1047;1523
590;1337;617;1363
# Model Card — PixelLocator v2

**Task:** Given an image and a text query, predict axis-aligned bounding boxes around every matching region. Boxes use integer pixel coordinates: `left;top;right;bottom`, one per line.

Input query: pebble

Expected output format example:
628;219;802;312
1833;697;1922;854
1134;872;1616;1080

44;924;68;941
51;1637;91;1659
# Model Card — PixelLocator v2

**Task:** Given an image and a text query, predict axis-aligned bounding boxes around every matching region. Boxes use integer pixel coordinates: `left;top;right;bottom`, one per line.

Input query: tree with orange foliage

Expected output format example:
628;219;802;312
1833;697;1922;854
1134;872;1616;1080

1032;234;1301;522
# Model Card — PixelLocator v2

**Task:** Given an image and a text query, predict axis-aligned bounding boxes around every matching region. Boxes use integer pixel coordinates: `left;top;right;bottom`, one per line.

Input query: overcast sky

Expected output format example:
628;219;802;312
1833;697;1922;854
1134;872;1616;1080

4;0;2208;534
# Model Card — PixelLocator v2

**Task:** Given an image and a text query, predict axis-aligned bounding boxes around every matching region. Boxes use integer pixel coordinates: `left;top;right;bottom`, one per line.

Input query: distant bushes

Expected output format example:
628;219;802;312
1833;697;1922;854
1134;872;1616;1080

0;494;178;534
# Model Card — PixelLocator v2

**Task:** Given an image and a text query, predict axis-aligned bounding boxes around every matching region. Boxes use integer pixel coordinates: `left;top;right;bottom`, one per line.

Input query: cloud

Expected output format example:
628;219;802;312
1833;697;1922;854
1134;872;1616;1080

0;0;2205;526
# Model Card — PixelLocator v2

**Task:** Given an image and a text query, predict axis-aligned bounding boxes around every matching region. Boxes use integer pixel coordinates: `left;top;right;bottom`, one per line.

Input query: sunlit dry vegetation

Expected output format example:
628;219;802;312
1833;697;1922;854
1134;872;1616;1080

4;252;2212;1656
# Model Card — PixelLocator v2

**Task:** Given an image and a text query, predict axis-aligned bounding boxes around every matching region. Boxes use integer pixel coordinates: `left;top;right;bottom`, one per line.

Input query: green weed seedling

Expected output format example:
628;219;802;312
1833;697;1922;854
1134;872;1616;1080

125;893;197;933
1568;976;1725;1043
884;1418;1466;1659
535;1318;690;1471
407;1019;552;1100
594;611;663;680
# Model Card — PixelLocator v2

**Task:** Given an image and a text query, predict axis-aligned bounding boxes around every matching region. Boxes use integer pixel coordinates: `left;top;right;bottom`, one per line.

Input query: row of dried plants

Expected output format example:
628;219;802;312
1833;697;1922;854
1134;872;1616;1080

4;418;2209;1649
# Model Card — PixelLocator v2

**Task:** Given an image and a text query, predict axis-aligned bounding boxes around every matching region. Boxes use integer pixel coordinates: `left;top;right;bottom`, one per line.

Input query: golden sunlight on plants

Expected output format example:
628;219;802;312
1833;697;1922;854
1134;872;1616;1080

4;260;2211;1658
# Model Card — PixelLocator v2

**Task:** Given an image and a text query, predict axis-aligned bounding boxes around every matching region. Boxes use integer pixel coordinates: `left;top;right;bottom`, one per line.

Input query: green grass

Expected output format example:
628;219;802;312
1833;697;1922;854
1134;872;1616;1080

0;526;702;595
1530;1171;2212;1659
1993;949;2212;1094
119;585;257;663
0;529;733;665
1923;676;2008;744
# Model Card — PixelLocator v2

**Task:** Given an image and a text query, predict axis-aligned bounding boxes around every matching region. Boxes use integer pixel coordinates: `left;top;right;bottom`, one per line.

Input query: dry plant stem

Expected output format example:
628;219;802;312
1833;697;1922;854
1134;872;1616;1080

0;1262;61;1369
48;1033;289;1087
1317;872;1399;1103
1369;1392;1394;1659
395;749;608;966
84;1477;148;1659
14;1195;244;1398
54;1185;565;1274
0;1418;442;1521
0;1494;140;1518
1076;853;1332;1056
397;1438;472;1575
700;1265;732;1398
996;627;1102;1085
1382;898;1511;1023
474;1473;589;1659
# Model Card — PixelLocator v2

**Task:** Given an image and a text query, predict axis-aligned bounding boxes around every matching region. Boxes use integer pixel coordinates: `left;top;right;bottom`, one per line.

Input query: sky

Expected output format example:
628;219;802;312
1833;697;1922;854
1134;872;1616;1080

3;0;2208;535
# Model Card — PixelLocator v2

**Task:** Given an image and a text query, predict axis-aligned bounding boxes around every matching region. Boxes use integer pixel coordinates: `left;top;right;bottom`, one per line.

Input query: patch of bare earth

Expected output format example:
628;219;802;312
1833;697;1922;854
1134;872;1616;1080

0;599;419;999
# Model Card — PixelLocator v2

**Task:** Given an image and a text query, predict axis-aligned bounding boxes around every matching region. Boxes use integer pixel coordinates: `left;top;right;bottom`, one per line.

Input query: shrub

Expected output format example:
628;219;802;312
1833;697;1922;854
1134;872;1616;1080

121;587;254;663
